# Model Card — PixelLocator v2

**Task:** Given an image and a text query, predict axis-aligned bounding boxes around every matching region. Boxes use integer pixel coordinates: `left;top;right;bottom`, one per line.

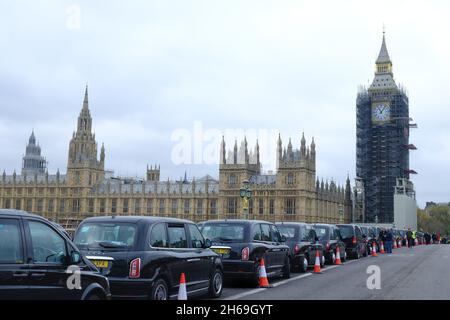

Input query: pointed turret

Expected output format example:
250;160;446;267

301;132;306;156
277;133;282;169
100;142;105;164
256;139;260;165
376;32;391;65
29;130;36;144
83;84;89;110
287;138;293;161
370;30;397;90
233;140;238;164
220;136;226;164
244;136;249;164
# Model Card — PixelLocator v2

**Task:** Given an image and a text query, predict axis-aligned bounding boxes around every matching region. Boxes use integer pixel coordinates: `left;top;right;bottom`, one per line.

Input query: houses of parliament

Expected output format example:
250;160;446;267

0;87;352;232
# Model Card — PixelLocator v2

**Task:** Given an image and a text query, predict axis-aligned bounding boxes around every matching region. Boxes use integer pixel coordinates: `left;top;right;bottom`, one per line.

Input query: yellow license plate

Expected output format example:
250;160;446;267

213;248;231;255
92;260;109;268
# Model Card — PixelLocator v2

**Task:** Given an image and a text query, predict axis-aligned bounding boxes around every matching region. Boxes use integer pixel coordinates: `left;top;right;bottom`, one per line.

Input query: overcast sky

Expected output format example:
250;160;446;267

1;0;449;208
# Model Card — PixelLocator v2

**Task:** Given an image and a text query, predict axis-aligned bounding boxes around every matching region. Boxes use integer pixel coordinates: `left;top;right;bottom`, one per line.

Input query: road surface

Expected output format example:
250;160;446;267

219;244;450;300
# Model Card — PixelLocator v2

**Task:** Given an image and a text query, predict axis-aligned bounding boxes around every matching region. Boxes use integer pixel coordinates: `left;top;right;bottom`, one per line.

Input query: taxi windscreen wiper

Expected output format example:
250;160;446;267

98;241;128;248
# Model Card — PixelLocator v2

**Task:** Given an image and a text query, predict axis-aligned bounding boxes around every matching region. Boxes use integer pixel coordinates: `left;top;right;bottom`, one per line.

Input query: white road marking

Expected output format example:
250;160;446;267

223;288;267;300
271;273;313;287
224;260;363;300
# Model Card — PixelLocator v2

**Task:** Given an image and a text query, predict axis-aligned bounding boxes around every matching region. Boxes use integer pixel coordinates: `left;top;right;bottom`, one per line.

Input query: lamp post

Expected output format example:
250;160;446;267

240;179;251;220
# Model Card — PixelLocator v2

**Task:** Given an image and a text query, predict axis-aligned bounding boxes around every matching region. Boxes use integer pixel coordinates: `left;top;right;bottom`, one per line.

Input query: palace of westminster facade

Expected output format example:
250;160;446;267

0;87;352;232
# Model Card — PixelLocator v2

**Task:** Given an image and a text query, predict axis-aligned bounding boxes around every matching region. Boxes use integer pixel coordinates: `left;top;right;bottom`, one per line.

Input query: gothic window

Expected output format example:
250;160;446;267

210;199;217;215
286;198;296;215
15;199;21;210
100;199;106;213
146;199;153;214
111;198;117;214
75;172;80;184
159;199;165;214
88;199;94;213
184;199;190;214
249;199;253;214
59;199;65;213
123;199;129;214
72;199;80;213
5;199;11;209
259;199;264;215
26;199;32;211
196;199;203;215
287;173;294;185
228;174;237;185
269;199;275;215
227;198;237;214
172;199;178;214
37;199;43;212
134;199;141;214
47;199;54;213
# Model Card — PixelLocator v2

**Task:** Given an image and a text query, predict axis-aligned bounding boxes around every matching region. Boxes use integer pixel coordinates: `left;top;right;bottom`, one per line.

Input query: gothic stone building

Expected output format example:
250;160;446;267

0;87;352;233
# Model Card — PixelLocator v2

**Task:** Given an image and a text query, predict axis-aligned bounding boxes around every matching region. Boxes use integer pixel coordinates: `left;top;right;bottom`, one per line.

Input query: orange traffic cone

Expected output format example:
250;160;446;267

313;250;322;273
335;246;342;265
258;258;270;288
393;240;397;249
380;242;385;254
371;244;378;257
398;240;402;248
178;273;187;300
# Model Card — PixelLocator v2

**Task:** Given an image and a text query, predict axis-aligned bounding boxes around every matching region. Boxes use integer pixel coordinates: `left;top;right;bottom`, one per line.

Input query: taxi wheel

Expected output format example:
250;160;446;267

150;278;169;300
299;256;308;273
208;269;223;298
252;264;261;287
342;250;347;262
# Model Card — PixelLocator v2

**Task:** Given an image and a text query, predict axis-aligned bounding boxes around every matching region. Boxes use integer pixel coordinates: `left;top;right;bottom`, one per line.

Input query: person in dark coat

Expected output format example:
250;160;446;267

406;228;413;248
385;229;394;254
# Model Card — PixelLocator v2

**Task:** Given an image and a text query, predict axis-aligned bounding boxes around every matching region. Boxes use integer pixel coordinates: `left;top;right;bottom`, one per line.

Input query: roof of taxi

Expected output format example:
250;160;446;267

202;219;271;225
0;209;43;219
79;215;193;225
275;222;309;226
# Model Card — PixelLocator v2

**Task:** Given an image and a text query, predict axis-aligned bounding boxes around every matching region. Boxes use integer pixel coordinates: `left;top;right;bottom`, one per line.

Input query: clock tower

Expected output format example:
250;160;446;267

355;32;415;223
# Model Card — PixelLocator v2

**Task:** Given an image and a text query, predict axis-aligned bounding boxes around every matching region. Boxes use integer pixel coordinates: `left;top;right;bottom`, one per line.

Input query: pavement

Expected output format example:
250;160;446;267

219;244;450;300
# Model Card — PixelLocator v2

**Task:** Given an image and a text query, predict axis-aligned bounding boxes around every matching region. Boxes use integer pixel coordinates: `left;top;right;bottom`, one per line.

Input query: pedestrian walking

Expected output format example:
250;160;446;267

385;229;393;254
432;233;437;244
406;228;413;248
412;230;417;247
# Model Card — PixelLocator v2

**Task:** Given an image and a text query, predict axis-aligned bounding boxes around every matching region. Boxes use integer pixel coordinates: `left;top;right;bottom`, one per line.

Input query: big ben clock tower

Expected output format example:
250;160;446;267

355;32;416;223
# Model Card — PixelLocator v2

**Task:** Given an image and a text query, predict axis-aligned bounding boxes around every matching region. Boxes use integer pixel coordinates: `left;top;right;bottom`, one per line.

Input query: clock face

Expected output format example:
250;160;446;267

372;103;390;122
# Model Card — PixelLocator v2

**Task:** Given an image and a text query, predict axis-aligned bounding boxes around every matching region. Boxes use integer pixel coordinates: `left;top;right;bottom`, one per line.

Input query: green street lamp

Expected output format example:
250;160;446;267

240;179;251;220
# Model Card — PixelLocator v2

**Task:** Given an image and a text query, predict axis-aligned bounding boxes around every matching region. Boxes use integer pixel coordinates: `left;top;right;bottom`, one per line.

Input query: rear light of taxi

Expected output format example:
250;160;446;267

294;244;301;255
129;258;141;279
326;242;330;251
352;236;357;245
241;247;250;261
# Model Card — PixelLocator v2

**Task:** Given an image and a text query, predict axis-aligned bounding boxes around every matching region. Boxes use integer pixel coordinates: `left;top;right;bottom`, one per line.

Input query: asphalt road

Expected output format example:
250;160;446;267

219;244;450;300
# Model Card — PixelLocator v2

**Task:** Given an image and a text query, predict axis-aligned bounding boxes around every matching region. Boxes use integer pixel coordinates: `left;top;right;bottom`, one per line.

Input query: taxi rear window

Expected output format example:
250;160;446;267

74;222;137;250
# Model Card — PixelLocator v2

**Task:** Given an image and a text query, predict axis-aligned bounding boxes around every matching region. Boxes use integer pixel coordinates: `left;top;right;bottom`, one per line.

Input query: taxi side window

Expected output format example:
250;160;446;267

188;224;205;249
252;224;262;241
270;225;282;243
0;218;24;264
28;220;67;264
149;223;168;248
260;224;272;242
167;224;188;248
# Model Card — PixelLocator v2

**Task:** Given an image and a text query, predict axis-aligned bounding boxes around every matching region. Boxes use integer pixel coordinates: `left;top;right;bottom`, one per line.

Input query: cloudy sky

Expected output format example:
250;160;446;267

1;0;449;207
